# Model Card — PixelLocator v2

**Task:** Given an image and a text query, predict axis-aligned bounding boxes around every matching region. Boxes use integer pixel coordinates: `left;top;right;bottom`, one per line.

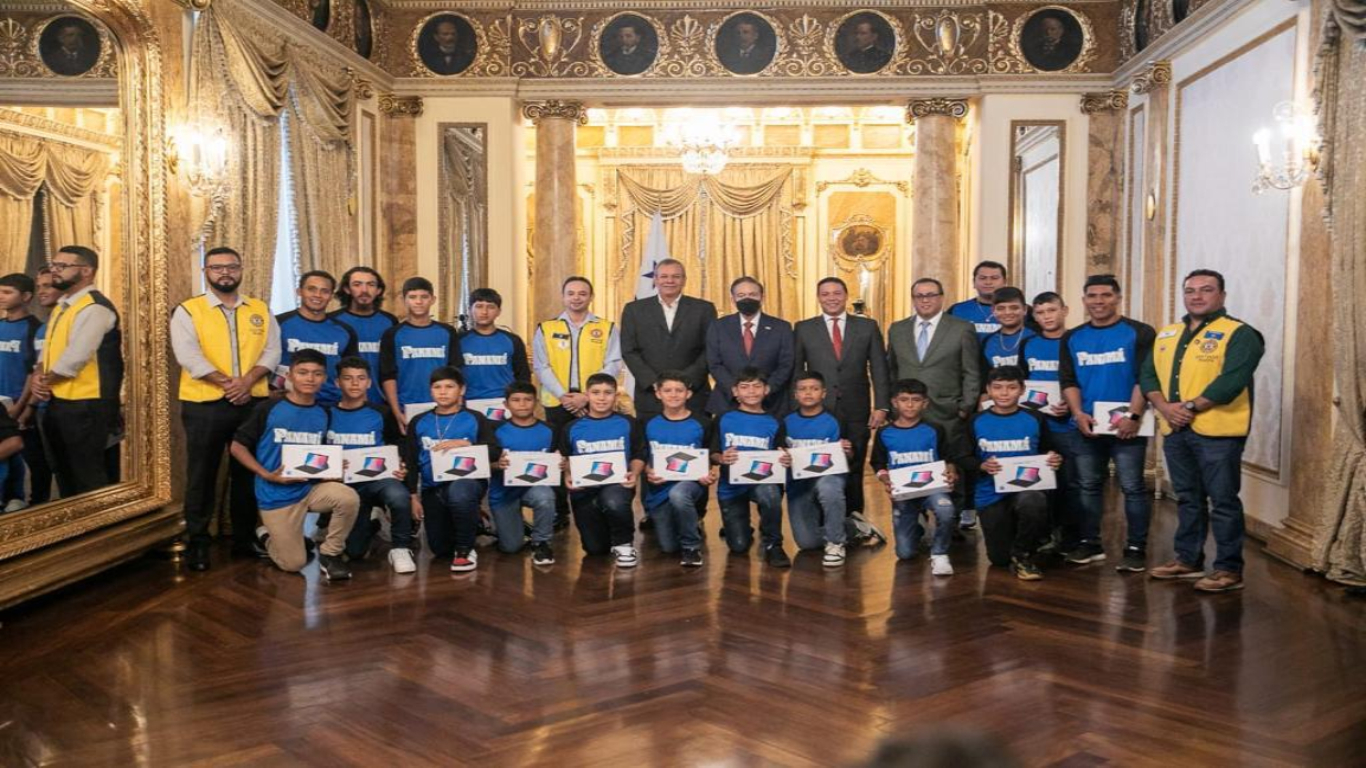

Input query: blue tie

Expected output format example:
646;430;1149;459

916;320;930;360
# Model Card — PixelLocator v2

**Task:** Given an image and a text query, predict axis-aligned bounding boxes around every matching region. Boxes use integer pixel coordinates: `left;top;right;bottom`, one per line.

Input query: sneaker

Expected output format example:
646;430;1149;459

450;550;478;572
612;544;639;568
1013;557;1044;581
822;542;846;568
1064;542;1106;565
1149;560;1206;580
310;522;328;545
318;553;352;581
931;554;954;577
639;515;656;532
4;499;29;513
532;542;555;566
1116;547;1147;573
680;548;704;567
1194;570;1244;593
388;548;416;574
255;525;271;550
765;545;792;568
959;509;978;530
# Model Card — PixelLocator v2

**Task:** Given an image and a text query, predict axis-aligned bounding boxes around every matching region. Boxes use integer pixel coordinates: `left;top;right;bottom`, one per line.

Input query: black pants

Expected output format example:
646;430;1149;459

546;405;575;518
422;480;486;559
571;484;636;555
20;425;52;505
842;417;871;514
43;398;118;497
181;398;262;546
979;491;1049;567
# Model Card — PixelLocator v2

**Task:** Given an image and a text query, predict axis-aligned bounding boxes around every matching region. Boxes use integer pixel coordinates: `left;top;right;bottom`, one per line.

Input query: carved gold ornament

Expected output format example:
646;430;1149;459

1080;89;1130;114
776;14;836;77
906;98;968;124
909;10;987;76
513;15;591;77
1008;6;1098;75
379;94;423;117
522;100;588;125
988;10;1029;74
588;11;668;78
0;13;117;79
706;10;785;77
816;168;908;194
824;9;904;77
830;214;892;273
346;66;374;100
1131;60;1172;94
409;11;488;78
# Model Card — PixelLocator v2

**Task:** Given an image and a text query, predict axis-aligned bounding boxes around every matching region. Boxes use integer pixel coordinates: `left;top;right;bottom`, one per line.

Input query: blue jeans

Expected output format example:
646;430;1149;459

3;454;24;503
719;484;784;553
648;481;705;553
344;478;415;558
1050;429;1086;549
490;486;556;553
892;492;956;559
1074;434;1151;549
423;479;487;558
1163;430;1247;574
787;475;848;550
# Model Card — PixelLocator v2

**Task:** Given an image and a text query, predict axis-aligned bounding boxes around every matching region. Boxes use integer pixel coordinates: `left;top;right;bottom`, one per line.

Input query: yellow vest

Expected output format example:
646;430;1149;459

44;290;122;401
537;317;614;407
1151;315;1253;437
177;294;272;402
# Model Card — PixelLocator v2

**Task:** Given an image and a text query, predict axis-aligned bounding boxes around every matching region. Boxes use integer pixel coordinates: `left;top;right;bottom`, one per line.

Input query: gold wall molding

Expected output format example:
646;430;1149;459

378;93;423;116
816;168;908;194
523;99;588;125
1130;59;1171;93
0;11;118;79
513;15;592;77
909;9;988;75
1007;5;1099;74
0;106;120;148
1080;88;1129;113
905;97;968;124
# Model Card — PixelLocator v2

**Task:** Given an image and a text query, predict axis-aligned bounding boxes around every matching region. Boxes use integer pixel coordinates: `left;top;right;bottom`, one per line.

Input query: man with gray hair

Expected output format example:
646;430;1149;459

620;258;717;422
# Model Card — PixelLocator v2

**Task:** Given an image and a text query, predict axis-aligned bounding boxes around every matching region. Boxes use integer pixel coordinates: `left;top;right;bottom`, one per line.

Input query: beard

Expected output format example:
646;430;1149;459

212;276;242;294
52;275;78;291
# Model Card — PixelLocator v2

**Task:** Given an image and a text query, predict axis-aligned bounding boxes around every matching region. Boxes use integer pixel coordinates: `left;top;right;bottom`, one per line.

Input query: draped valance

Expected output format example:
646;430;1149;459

0;131;109;275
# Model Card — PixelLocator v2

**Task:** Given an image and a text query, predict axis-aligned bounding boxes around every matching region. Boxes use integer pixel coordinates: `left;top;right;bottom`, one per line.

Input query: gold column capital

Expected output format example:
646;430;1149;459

522;100;588;125
379;94;424;117
905;98;969;125
1130;60;1172;95
1080;89;1130;114
346;68;375;101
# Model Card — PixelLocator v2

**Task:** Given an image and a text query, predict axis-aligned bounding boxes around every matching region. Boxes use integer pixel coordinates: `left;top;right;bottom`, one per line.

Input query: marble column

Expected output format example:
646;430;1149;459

907;98;967;298
377;94;422;290
1080;90;1130;274
1132;61;1172;328
523;100;586;318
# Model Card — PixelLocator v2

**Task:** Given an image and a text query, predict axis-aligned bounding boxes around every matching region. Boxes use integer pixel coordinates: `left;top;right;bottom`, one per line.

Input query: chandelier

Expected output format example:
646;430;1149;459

1252;101;1320;194
661;114;741;176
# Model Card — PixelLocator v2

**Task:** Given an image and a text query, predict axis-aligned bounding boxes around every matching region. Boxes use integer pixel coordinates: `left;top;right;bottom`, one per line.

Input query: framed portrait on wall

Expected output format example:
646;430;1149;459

1018;8;1085;72
833;11;897;74
598;14;660;76
714;12;778;75
37;16;101;77
415;13;478;76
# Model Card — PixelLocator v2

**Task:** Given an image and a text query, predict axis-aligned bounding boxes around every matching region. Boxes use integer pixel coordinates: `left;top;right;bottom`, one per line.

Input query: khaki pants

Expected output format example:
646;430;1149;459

260;482;359;572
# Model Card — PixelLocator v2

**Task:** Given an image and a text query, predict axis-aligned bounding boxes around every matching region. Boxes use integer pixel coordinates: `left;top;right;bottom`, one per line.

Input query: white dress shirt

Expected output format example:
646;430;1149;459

659;294;679;332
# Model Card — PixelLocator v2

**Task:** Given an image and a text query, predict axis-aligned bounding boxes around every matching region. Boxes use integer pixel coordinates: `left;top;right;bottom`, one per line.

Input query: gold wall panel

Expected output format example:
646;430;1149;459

862;124;904;149
617;124;653;147
765;124;801;146
576;124;605;148
813;123;850;149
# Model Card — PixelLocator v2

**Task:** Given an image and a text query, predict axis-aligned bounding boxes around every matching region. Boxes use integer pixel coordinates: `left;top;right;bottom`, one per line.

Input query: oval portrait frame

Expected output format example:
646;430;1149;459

32;14;113;78
709;10;785;77
1010;5;1096;74
591;11;667;78
826;9;903;77
410;11;487;78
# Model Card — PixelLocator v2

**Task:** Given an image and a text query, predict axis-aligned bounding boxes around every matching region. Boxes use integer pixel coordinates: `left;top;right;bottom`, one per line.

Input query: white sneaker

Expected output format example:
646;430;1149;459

613;544;639;568
931;554;954;576
822;542;846;568
389;548;416;574
4;499;29;513
255;525;270;545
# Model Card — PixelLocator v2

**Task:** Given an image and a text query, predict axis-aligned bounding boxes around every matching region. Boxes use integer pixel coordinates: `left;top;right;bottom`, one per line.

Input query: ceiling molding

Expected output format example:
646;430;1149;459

237;0;395;89
0;78;118;105
1111;0;1254;85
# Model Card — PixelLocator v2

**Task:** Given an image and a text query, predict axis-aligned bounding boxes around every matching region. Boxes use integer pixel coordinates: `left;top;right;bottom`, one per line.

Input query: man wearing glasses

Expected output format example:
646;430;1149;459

170;246;282;571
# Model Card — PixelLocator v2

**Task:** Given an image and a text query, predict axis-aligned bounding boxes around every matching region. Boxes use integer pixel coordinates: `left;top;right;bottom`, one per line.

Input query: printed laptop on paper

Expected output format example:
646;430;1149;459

803;453;834;474
515;463;549;484
583;461;615;482
1007;465;1042;488
445;455;479;477
741;460;775;481
294;452;332;475
354;456;388;478
665;453;694;473
902;470;936;490
1022;388;1052;410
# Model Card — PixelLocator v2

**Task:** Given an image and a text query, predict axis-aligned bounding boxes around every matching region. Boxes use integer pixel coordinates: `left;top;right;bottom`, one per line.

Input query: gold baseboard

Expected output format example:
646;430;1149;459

1264;516;1317;571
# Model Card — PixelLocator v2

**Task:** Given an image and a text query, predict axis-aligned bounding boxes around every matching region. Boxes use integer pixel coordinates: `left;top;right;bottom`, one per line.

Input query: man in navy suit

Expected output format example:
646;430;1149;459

706;276;794;416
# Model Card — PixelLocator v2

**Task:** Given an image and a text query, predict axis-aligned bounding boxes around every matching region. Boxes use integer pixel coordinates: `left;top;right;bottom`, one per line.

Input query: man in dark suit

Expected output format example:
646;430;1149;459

706;276;793;416
40;20;100;77
620;258;717;420
419;18;475;76
793;277;890;516
842;20;893;74
602;22;655;76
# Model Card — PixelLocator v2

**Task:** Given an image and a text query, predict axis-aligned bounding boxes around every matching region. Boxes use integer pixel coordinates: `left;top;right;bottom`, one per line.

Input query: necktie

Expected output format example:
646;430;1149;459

743;320;754;357
917;320;930;360
831;317;843;360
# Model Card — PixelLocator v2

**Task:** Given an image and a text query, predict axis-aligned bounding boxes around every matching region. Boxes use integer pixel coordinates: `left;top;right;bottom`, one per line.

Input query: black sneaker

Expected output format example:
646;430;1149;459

1013;556;1044;581
532;542;555;566
1064;542;1106;564
639;515;656;532
1116;547;1147;572
680;548;704;567
765;545;792;568
186;541;210;572
318;553;352;581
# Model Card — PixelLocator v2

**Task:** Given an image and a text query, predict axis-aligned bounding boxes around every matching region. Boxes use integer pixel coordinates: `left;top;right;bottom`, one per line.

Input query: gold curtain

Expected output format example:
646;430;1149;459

0;132;109;274
0;133;45;274
615;166;798;319
441;127;488;312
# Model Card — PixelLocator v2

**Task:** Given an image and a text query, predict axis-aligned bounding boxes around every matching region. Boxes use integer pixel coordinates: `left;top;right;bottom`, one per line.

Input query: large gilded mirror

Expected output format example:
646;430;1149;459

1008;120;1065;300
0;0;171;572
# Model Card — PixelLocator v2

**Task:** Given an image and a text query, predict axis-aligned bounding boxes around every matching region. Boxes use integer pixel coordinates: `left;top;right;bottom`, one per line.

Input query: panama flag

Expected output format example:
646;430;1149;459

635;209;670;300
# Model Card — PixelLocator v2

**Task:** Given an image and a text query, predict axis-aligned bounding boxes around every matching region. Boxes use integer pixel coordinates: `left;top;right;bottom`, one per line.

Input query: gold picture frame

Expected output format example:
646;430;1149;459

409;10;488;78
589;11;669;78
1009;5;1097;75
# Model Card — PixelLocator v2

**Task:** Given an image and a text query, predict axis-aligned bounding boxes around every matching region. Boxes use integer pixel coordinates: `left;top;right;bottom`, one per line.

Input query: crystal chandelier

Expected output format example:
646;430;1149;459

662;114;741;176
1252;101;1320;194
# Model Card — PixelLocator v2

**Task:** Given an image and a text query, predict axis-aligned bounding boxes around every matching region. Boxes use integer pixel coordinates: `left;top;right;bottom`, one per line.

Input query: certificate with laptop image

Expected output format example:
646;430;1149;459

728;449;786;485
651;447;709;482
888;460;951;501
504;451;562;487
341;445;401;483
430;444;492;480
1019;380;1063;412
788;442;849;480
1091;401;1157;437
991;455;1058;494
465;398;508;422
569;451;628;488
281;444;344;480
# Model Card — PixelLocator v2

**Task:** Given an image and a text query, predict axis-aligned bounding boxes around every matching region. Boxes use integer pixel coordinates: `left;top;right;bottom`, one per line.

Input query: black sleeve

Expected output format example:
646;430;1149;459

447;325;463;368
980;331;997;382
708;414;725;454
23;317;40;372
958;412;985;472
1034;411;1056;455
629;416;647;462
930;421;967;465
403;411;426;493
510;332;532;383
1130;319;1157;384
772;420;786;450
379;325;399;382
476;412;500;455
340;323;360;358
233;399;275;453
0;408;19;442
556;419;575;456
693;413;715;451
1058;328;1079;390
378;404;403;446
868;428;888;472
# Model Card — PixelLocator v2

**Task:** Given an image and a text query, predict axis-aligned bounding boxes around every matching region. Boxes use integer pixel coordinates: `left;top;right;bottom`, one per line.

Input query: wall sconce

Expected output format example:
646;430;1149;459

169;120;230;198
1252;101;1320;194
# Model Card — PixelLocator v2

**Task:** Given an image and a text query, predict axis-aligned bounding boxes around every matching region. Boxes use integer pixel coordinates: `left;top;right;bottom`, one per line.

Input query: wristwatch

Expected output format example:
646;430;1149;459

1126;412;1143;422
1181;401;1198;414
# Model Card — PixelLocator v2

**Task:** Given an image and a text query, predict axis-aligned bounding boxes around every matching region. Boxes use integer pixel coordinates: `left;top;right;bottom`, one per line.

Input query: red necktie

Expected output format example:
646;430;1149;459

831;317;843;360
743;320;754;356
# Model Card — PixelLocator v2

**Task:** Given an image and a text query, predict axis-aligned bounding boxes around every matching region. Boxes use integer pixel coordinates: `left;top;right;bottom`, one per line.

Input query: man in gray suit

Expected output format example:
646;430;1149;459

620;258;717;420
793;277;890;516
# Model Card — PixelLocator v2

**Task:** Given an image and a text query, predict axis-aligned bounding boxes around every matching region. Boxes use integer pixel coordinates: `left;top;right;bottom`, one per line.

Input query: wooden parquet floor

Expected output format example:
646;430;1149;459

1;488;1363;767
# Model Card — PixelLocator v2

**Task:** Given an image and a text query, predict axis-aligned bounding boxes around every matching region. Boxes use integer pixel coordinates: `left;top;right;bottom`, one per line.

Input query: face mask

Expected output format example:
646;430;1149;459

736;298;761;316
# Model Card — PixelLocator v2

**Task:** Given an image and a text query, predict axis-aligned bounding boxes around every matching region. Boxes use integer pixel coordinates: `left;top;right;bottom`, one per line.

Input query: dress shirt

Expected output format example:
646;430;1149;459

42;285;117;379
531;310;624;398
170;291;282;380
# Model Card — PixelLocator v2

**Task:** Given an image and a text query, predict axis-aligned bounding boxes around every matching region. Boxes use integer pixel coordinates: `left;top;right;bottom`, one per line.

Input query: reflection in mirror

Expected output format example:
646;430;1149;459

439;124;488;323
1009;121;1064;300
0;4;126;512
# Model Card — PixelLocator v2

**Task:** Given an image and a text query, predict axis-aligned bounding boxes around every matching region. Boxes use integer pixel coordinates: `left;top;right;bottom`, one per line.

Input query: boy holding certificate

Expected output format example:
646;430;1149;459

403;366;498;572
642;370;715;567
710;367;791;568
871;378;961;576
490;380;557;565
783;371;851;567
379;277;461;434
558;373;645;567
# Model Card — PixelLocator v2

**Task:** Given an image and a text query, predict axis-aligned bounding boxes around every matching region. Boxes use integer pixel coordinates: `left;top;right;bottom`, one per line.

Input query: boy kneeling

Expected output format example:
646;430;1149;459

642;371;715;567
490;380;558;565
711;367;792;568
784;371;851;567
559;373;645;567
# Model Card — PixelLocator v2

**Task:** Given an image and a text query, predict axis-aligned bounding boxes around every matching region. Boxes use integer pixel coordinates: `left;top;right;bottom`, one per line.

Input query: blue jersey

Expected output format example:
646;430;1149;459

489;418;556;506
277;311;360;407
1020;334;1074;434
379;321;461;410
458;328;531;401
403;407;496;490
966;408;1052;508
557;413;645;460
325;402;397;450
869;421;953;472
330;309;397;404
1058;318;1156;415
710;409;785;501
0;315;41;402
234;398;331;510
949;299;1000;342
643;412;712;509
981;327;1036;371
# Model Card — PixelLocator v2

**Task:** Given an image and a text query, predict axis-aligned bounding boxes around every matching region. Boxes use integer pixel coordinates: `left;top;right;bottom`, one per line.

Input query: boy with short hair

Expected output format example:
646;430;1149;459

14;268;58;506
642;370;715;567
230;349;360;581
963;365;1064;580
490;380;557;565
871;378;961;576
459;288;532;402
559;372;645;567
0;273;41;511
980;286;1036;373
1021;292;1081;554
710;367;792;568
327;356;418;573
783;371;851;567
276;270;359;407
404;366;498;572
380;277;461;433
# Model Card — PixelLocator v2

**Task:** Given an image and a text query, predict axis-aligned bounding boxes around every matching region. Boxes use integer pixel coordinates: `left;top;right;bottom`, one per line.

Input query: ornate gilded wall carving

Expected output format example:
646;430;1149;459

0;12;116;78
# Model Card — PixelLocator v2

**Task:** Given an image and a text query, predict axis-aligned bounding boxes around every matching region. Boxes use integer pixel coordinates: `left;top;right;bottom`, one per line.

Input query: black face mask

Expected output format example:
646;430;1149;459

736;298;761;316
